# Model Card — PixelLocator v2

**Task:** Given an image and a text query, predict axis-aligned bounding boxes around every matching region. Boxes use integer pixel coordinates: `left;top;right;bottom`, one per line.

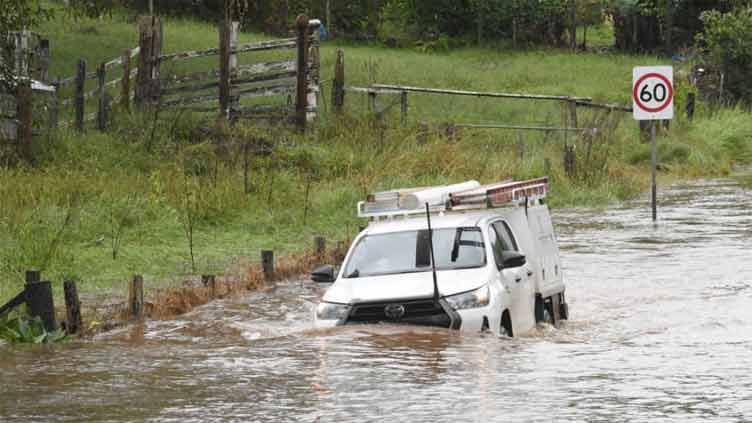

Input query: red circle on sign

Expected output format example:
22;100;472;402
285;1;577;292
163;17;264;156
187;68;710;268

633;72;673;113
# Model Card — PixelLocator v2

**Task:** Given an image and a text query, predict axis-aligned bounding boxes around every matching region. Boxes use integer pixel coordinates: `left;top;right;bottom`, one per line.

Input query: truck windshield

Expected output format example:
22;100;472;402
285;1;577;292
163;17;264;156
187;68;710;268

343;227;486;278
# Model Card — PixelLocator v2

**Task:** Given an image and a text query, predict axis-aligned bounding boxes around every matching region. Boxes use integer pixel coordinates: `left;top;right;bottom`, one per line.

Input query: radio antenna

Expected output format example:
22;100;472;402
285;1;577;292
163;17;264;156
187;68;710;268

425;203;440;305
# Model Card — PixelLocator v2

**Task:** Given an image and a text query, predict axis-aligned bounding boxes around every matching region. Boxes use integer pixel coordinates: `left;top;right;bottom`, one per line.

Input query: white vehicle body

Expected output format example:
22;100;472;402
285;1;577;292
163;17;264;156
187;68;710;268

313;178;568;336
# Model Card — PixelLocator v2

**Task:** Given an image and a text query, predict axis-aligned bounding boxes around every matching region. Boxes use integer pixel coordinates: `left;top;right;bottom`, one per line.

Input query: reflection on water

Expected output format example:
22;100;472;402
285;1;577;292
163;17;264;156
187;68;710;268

2;179;751;422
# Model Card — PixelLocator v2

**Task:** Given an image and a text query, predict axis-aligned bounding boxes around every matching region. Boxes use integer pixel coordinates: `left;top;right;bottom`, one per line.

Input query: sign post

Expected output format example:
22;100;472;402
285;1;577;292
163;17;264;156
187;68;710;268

633;66;673;222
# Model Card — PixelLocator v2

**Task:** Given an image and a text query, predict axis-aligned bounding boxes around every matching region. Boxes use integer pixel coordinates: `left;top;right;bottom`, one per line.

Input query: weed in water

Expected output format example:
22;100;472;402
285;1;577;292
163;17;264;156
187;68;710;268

0;313;69;345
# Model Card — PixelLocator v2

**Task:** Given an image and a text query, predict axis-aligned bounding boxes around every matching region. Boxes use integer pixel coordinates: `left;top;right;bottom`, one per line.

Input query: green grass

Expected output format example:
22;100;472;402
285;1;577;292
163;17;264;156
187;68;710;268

577;23;615;49
0;9;750;306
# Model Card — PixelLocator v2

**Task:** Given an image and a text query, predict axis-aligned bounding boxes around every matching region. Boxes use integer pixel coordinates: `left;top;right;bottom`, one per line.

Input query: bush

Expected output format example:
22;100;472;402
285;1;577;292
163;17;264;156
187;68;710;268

65;0;122;19
696;7;752;105
0;314;68;344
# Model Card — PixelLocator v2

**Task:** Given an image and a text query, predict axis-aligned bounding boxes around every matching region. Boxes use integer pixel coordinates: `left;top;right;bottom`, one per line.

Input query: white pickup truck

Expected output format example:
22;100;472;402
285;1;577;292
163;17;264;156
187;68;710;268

312;178;568;337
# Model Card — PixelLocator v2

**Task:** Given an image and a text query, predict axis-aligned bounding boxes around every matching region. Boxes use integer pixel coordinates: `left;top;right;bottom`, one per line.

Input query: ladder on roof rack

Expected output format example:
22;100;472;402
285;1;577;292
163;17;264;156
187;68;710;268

358;177;549;219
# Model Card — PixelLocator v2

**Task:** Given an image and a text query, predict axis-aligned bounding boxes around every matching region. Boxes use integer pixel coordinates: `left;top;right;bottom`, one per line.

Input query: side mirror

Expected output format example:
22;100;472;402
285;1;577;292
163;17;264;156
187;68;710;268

500;251;526;269
311;265;336;283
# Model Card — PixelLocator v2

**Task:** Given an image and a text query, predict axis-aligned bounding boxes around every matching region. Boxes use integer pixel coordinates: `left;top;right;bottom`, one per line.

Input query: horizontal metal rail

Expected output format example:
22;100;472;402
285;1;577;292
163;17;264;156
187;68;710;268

346;86;403;95
371;84;593;102
574;100;632;112
452;123;596;132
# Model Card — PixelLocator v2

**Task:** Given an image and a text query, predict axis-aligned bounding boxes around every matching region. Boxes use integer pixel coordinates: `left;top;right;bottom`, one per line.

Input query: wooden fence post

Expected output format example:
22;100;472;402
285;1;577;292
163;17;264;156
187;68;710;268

75;59;86;131
97;62;108;131
417;121;428;144
135;16;154;106
686;92;695;121
368;91;377;113
230;21;239;112
128;275;144;319
564;144;576;177
568;99;578;129
218;20;231;120
121;49;131;112
16;80;33;160
39;39;50;83
517;132;525;161
151;17;163;102
444;123;457;142
63;280;82;334
25;270;41;285
307;19;321;122
295;15;310;132
314;236;326;259
332;49;345;112
243;140;251;194
25;281;56;332
335;241;346;262
400;91;408;125
261;250;274;281
49;77;60;131
202;274;217;298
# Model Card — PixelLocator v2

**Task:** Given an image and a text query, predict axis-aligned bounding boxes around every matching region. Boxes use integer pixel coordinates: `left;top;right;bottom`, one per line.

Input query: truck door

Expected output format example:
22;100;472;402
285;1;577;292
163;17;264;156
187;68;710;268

490;221;534;333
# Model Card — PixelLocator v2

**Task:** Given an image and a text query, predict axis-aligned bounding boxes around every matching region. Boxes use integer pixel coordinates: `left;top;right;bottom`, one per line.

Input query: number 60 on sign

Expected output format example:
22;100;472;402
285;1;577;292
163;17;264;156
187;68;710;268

632;66;674;121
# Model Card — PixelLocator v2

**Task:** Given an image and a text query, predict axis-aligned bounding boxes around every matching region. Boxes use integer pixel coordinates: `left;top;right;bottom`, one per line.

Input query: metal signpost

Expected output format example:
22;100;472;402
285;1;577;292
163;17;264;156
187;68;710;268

633;66;674;221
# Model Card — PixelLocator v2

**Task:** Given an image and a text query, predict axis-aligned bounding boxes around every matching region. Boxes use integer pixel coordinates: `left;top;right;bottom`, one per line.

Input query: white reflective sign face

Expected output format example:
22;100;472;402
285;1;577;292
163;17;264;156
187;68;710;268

633;66;674;121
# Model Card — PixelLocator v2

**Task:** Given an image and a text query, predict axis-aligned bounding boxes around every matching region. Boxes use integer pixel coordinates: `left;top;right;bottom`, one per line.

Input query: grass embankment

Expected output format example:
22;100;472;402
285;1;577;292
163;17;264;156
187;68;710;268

1;9;751;307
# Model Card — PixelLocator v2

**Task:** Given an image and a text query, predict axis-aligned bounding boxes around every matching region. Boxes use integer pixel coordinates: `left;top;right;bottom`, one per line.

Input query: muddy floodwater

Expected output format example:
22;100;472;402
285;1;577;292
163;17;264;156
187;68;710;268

2;179;751;422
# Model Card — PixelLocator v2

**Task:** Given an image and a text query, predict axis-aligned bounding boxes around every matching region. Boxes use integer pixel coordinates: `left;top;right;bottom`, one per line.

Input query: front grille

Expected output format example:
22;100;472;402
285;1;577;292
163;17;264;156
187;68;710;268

345;298;451;328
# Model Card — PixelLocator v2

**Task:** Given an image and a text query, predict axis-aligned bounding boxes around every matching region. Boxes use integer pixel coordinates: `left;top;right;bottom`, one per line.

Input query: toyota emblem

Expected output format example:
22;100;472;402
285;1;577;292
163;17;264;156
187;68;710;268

384;303;405;320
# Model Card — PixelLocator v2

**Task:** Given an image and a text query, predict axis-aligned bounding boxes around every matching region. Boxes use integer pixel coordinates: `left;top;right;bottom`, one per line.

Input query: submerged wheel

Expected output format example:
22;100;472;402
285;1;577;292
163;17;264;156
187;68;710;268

500;310;514;337
535;295;544;322
559;293;569;320
535;295;555;324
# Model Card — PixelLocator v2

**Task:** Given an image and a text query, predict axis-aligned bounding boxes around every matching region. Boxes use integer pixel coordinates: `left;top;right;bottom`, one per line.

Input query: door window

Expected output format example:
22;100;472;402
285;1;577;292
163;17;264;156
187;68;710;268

490;221;520;269
492;221;519;251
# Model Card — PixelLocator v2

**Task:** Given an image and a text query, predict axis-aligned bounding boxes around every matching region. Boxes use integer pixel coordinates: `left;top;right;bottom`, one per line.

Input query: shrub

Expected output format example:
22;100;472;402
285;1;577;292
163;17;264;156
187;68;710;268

696;6;752;105
0;314;68;344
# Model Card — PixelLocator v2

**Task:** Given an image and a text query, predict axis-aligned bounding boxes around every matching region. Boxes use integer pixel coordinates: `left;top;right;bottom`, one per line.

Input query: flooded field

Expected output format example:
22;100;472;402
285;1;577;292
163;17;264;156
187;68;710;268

1;179;751;422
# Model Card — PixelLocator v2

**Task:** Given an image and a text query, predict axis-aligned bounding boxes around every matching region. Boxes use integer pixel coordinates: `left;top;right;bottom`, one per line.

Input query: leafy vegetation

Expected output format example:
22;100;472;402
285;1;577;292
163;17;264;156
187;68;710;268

109;0;747;54
696;5;752;104
0;313;68;344
0;0;53;91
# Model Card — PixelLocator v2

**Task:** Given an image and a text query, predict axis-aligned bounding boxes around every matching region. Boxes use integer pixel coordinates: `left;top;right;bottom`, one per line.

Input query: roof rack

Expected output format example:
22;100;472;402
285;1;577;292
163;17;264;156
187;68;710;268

358;177;549;219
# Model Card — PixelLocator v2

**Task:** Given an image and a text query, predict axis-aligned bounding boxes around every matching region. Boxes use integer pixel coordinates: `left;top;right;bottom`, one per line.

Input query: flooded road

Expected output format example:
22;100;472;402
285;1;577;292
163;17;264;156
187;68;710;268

2;179;751;422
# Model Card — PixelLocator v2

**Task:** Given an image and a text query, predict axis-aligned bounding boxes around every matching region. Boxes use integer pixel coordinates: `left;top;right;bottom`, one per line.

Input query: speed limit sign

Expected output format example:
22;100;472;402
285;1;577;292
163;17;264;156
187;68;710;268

633;66;673;120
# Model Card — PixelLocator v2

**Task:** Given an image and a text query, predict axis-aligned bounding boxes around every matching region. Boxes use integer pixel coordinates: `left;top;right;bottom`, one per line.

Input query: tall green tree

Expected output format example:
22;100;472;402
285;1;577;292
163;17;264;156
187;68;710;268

0;0;52;91
696;6;752;104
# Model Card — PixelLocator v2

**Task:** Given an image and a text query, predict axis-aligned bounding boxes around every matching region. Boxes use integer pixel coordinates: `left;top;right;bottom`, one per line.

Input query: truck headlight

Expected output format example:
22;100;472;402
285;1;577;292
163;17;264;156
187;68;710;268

316;302;350;321
445;285;490;310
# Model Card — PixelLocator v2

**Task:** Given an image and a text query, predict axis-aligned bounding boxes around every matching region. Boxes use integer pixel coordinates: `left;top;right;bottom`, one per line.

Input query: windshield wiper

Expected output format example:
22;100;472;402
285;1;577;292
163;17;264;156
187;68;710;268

346;269;360;278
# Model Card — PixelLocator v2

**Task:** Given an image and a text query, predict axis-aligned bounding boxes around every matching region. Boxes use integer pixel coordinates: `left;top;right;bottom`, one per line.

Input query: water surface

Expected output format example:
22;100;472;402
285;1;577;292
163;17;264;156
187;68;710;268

2;179;751;422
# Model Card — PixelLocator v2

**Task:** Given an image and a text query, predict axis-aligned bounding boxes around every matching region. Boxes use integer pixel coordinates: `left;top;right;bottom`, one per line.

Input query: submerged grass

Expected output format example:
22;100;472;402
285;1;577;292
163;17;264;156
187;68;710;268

0;11;750;308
